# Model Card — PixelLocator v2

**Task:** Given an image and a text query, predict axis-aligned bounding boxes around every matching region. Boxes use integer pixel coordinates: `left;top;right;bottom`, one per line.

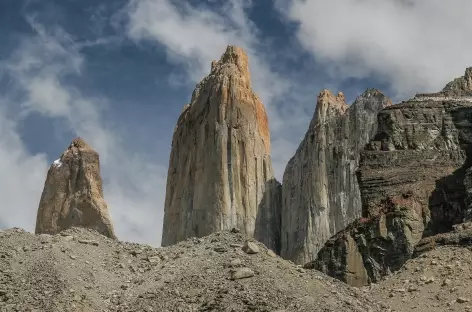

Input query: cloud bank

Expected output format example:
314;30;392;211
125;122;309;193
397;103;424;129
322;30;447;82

277;0;472;98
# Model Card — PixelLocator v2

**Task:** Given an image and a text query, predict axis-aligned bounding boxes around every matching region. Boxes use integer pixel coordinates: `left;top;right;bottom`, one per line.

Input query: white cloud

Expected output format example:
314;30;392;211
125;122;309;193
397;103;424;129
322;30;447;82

277;0;472;98
0;104;48;230
0;19;166;246
125;0;256;82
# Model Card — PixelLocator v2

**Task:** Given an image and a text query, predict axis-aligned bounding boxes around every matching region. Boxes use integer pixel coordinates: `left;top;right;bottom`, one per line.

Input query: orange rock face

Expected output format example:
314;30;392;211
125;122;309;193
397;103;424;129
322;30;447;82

162;46;281;250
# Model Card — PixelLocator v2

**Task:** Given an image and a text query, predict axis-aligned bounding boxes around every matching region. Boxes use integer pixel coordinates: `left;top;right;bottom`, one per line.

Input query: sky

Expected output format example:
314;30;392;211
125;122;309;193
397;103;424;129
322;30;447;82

0;0;471;246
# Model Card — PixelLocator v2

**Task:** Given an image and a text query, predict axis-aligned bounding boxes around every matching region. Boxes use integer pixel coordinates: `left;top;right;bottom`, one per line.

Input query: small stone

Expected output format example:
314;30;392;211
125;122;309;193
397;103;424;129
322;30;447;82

78;239;99;246
267;250;277;257
230;267;255;280
147;256;161;264
69;255;77;260
431;260;438;265
230;244;243;248
130;250;142;256
63;235;74;241
229;258;242;267
242;241;259;254
408;285;418;292
442;279;451;286
458;297;470;304
425;276;435;284
214;246;227;253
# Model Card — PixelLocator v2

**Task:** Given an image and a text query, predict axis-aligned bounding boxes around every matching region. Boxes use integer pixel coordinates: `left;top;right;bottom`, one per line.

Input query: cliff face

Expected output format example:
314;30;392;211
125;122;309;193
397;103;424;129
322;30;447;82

35;138;116;238
315;68;472;286
280;89;391;264
161;46;281;250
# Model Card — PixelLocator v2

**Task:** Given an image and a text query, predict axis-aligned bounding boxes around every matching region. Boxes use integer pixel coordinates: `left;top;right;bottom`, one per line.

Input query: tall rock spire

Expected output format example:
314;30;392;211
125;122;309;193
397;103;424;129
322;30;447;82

162;46;281;250
281;89;391;264
35;137;116;238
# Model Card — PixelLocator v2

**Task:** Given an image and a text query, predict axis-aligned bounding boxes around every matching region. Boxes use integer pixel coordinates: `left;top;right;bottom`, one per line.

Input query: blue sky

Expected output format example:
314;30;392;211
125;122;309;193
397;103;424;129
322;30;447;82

0;0;471;246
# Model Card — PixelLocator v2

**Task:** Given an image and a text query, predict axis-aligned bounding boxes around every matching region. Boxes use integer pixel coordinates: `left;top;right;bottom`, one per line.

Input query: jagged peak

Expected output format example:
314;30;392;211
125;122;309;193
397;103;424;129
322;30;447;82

442;67;472;92
210;45;249;77
52;138;95;169
69;137;92;150
356;88;392;107
316;89;349;115
360;88;386;98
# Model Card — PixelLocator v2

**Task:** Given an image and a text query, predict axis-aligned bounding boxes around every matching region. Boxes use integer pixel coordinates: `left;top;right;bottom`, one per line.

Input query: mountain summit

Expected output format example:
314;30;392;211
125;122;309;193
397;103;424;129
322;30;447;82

35;137;116;239
162;46;281;250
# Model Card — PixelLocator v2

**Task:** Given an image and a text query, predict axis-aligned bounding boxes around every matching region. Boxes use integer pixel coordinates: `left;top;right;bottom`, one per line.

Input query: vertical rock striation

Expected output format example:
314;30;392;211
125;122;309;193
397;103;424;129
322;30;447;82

35;137;116;238
315;67;472;286
281;89;391;264
162;46;281;250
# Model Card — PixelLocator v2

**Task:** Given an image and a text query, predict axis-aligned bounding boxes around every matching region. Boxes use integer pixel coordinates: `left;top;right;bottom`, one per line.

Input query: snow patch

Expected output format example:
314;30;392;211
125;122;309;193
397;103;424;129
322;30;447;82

52;159;62;168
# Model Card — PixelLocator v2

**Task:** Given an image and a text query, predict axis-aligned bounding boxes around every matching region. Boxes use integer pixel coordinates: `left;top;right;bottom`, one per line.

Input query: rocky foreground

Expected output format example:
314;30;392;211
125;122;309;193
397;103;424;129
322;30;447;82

370;245;472;312
0;228;385;312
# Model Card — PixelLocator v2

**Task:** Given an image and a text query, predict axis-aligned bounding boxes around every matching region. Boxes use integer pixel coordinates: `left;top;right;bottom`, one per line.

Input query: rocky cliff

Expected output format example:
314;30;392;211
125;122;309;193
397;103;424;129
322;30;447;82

35;137;116;239
161;46;281;250
315;68;472;286
280;89;391;264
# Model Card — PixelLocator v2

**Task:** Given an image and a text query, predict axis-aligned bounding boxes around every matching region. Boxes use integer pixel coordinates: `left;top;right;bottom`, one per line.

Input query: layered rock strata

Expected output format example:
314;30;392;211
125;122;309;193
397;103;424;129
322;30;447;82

35;138;116;238
162;46;281;250
314;68;472;286
281;89;391;264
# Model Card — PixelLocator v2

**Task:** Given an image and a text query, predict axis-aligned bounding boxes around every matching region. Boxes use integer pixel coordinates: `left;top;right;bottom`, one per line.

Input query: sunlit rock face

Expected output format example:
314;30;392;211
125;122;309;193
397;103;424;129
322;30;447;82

162;46;281;251
35;137;116;239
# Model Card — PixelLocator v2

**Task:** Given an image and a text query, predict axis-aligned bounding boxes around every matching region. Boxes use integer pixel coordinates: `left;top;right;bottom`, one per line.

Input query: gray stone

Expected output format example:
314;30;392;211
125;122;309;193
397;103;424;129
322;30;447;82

242;241;259;254
281;89;391;264
230;267;255;280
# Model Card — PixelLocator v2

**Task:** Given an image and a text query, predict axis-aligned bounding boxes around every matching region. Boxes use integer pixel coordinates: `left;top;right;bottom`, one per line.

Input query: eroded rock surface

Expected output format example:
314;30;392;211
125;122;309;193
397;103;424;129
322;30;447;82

35;138;116;239
162;46;281;250
314;68;472;286
281;89;391;264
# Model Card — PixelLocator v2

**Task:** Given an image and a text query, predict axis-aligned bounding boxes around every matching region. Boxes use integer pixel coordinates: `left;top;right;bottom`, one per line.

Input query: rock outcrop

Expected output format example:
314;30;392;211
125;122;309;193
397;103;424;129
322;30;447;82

314;68;472;286
35;138;116;238
280;89;391;264
162;46;281;250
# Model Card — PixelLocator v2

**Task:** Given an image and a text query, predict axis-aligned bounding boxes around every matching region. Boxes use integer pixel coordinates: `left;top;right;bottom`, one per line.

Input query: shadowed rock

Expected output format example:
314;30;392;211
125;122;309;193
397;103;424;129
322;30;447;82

314;67;472;286
35;137;116;239
281;88;391;264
